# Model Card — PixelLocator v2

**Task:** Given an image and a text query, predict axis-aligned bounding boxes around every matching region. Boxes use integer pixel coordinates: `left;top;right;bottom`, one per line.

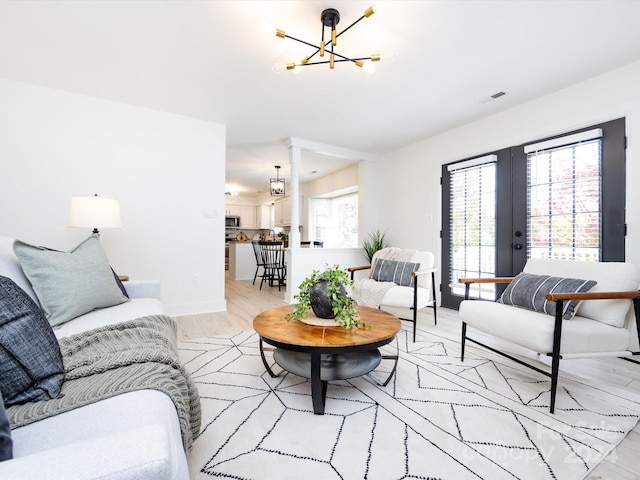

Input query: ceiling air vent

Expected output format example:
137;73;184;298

480;91;507;104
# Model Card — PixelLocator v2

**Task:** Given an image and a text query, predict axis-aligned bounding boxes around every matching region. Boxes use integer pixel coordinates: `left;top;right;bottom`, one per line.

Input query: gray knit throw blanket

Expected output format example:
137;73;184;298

7;315;201;451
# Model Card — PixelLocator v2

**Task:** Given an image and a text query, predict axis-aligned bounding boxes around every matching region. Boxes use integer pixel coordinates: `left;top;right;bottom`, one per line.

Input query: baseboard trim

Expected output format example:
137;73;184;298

165;299;227;317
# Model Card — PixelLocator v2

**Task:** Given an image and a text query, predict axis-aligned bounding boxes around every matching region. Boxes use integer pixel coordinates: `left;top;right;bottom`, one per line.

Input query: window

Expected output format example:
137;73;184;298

311;192;358;248
526;129;602;261
447;156;497;300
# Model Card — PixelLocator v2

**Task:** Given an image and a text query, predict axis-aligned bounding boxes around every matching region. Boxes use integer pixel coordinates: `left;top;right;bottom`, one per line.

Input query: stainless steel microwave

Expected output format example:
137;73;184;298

225;216;241;227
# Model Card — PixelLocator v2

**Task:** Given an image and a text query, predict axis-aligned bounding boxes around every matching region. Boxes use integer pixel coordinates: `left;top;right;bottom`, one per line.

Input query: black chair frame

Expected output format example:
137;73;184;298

459;278;640;413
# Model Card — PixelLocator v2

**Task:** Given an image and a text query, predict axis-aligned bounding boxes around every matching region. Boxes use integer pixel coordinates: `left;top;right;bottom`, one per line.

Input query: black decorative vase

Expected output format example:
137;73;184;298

309;280;345;319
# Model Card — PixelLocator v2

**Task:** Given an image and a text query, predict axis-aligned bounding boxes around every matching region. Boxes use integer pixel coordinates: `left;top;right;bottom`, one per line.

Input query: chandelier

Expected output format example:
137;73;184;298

270;166;285;197
274;5;385;72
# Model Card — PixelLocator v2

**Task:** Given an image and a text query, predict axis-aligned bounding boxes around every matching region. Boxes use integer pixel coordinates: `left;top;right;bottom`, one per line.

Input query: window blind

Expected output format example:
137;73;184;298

526;136;601;261
448;155;497;299
524;128;602;154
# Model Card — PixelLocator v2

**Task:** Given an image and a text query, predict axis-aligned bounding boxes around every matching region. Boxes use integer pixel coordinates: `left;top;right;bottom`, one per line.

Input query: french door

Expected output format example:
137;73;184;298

441;118;626;309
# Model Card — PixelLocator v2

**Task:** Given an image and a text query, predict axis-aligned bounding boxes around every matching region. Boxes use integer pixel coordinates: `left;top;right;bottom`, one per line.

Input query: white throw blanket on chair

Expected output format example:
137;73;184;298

353;248;416;308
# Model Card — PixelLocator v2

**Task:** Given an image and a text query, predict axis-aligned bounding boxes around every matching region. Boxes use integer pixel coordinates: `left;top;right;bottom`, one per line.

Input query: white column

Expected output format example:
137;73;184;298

288;144;301;248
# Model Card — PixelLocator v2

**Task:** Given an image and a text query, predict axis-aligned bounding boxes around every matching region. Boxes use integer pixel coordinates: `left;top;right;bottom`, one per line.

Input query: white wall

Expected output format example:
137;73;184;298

378;59;640;293
0;78;227;316
303;164;359;198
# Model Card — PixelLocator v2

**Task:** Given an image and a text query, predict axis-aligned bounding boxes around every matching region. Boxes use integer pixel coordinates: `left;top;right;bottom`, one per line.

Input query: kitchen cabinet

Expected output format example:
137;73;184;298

239;205;257;228
274;196;302;227
273;197;288;226
257;204;273;229
225;205;242;216
225;203;257;228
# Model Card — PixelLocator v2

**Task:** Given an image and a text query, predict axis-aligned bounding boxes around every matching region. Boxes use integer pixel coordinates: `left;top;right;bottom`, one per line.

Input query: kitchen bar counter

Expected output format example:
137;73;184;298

229;241;257;281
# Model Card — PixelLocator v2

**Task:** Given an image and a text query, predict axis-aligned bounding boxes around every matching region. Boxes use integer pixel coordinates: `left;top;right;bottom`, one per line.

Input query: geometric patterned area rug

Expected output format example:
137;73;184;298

178;326;640;480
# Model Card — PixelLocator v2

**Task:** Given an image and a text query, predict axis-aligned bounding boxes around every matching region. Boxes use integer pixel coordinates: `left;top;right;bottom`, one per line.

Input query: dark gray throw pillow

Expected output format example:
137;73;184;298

0;276;65;406
497;272;597;320
0;391;12;461
371;259;420;287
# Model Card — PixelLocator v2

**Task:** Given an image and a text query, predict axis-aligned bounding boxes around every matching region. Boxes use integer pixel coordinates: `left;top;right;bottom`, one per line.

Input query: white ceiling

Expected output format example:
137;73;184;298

1;0;640;196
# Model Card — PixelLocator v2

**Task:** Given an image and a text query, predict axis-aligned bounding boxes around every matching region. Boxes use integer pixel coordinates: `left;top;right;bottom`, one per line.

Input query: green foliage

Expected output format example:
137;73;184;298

277;231;289;241
362;229;390;263
285;264;364;330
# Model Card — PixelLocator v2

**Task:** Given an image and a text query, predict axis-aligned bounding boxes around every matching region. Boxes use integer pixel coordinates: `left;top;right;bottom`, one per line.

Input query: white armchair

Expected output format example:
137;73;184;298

349;248;437;342
459;258;640;413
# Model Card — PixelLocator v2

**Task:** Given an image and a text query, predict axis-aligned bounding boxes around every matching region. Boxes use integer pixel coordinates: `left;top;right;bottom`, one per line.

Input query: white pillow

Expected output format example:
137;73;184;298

13;235;128;326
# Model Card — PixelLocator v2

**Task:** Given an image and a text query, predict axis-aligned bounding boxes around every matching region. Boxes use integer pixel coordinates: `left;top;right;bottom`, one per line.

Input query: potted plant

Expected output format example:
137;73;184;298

277;231;289;247
285;264;364;330
362;229;390;263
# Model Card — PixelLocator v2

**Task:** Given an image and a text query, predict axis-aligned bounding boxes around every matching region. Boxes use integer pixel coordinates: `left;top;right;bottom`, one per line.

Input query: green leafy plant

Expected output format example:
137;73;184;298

285;264;364;330
362;229;390;263
277;231;289;242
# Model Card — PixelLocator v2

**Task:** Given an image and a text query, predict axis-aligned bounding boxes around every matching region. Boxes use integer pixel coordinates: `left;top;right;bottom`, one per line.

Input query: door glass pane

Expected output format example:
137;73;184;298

526;139;601;261
449;162;497;299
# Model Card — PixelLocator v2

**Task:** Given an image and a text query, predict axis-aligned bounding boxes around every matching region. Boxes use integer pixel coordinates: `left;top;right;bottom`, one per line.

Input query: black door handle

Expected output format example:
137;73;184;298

513;243;523;250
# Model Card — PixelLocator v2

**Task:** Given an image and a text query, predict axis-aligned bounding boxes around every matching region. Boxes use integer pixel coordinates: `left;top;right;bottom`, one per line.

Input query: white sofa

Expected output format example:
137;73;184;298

0;236;190;480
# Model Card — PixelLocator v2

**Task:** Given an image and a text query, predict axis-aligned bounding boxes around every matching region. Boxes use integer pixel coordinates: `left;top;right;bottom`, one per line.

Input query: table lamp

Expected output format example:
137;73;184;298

68;194;121;234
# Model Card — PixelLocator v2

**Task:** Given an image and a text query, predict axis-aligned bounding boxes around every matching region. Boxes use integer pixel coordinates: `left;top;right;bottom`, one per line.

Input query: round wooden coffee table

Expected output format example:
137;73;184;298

253;304;401;414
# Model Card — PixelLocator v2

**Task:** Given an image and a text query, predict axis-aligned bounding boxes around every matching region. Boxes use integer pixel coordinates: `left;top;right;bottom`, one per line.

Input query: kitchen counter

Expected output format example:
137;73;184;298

229;241;257;281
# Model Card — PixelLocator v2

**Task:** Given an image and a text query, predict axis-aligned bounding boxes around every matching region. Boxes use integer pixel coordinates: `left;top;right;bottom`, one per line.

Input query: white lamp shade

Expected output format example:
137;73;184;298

68;195;121;230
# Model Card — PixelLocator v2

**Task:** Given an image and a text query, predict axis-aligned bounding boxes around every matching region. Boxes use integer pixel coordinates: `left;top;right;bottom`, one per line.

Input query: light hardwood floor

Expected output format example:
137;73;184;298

175;272;640;479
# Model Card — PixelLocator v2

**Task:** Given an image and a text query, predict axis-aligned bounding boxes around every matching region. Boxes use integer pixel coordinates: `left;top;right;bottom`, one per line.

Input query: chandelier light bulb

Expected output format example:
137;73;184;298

259;23;275;35
378;51;397;61
371;1;390;14
363;62;376;74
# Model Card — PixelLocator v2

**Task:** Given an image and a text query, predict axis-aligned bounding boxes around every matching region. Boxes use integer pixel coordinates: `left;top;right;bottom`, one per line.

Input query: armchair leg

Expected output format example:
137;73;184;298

413;301;418;343
549;302;565;414
411;278;419;342
549;352;560;414
461;322;467;361
431;271;437;326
